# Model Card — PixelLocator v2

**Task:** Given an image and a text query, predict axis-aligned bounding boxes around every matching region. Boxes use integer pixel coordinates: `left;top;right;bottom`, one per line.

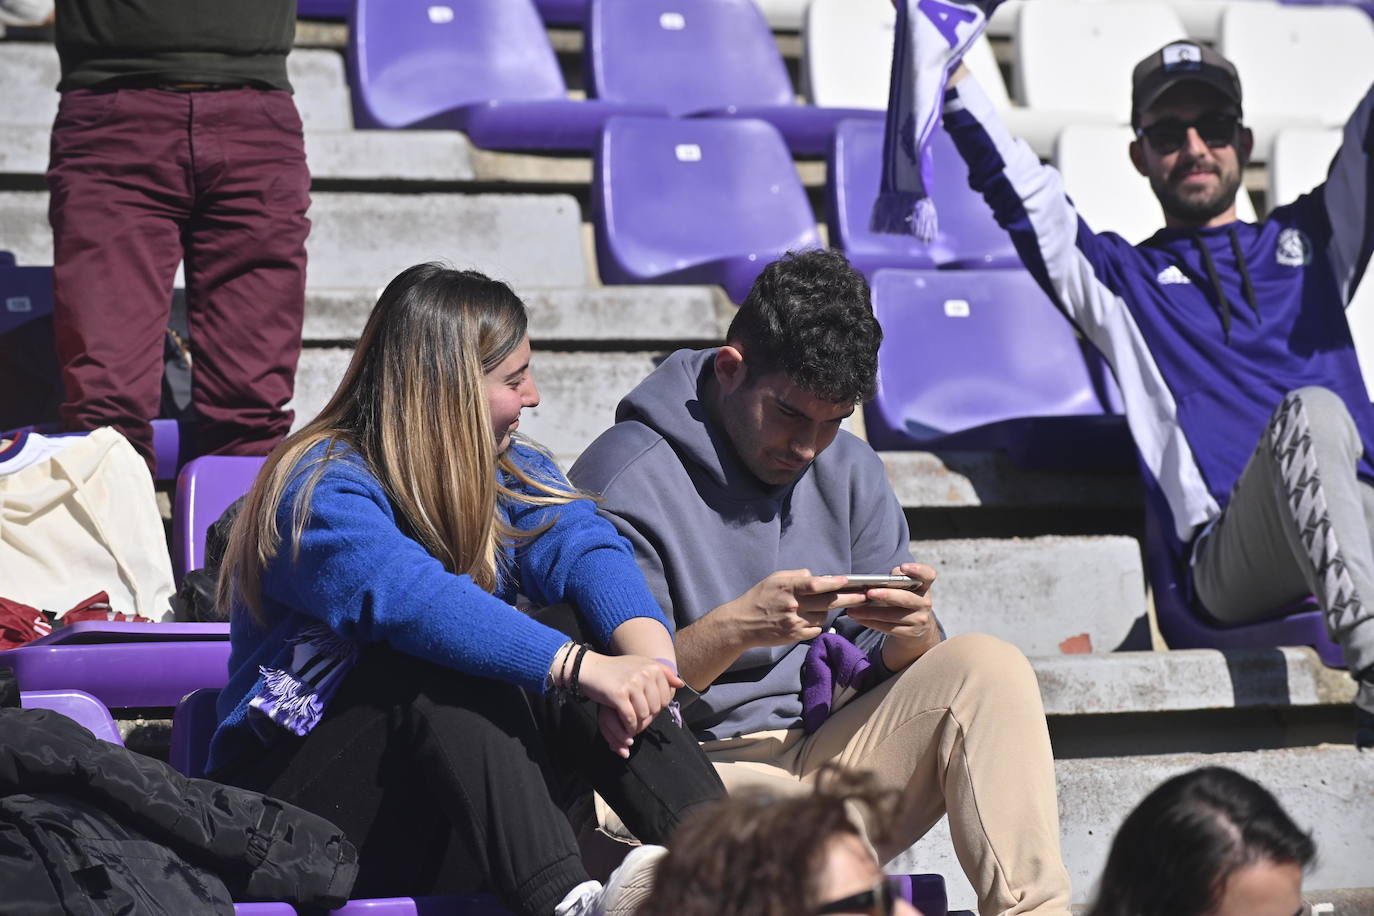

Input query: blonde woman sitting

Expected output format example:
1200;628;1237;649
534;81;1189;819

207;263;724;915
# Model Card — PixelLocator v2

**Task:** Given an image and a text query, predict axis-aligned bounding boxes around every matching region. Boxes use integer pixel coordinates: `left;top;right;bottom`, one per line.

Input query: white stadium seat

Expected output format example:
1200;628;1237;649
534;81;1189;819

1013;0;1188;122
752;0;808;31
801;0;1096;157
1269;128;1342;209
1218;4;1374;155
1054;124;1257;246
801;0;892;110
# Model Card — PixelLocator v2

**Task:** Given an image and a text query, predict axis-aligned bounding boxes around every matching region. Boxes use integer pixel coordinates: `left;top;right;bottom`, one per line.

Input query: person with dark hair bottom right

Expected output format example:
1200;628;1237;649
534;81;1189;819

1088;767;1315;916
572;248;1071;915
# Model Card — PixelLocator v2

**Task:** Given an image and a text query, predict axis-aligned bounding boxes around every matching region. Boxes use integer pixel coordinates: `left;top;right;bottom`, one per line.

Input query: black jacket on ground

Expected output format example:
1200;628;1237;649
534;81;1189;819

0;707;357;914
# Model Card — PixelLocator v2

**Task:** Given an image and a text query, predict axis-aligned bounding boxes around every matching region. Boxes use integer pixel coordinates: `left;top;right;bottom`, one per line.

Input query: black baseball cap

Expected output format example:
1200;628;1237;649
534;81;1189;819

1131;41;1243;127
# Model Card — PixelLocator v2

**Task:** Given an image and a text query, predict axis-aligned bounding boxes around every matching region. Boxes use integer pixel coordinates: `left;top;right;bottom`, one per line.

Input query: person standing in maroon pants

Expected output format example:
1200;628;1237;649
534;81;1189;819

47;0;310;473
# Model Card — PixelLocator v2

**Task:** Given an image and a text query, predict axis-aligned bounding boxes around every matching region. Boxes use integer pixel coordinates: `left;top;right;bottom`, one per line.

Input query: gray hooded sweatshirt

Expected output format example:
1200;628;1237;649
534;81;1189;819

570;349;913;739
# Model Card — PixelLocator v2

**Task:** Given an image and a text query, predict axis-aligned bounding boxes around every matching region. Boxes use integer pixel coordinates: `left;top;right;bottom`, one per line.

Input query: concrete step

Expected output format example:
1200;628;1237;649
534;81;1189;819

0;42;829;188
293;348;653;456
880;449;1140;511
917;536;1147;656
0;38;474;184
303;285;729;343
305;191;590;288
0;44;352;131
886;744;1374;909
292;343;1142;513
1033;647;1355;718
0;123;478;184
1;190;592;288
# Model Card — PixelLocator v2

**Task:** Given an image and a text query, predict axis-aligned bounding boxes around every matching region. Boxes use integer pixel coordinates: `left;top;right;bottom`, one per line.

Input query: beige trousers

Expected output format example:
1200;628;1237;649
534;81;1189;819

700;634;1071;916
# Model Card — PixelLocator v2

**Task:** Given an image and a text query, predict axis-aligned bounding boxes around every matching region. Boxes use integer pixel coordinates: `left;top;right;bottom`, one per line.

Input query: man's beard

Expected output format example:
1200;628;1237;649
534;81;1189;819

1151;162;1241;225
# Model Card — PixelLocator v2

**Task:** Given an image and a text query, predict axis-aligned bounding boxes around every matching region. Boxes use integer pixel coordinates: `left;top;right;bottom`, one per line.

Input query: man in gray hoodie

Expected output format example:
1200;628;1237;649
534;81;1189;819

570;250;1071;915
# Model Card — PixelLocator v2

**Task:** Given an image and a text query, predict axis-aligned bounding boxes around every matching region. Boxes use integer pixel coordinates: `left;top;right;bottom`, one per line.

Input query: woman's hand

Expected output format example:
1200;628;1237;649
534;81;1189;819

577;651;685;758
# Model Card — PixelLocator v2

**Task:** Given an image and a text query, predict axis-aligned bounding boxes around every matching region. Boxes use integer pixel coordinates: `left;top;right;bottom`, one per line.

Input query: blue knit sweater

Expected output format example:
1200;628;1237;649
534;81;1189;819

208;440;670;773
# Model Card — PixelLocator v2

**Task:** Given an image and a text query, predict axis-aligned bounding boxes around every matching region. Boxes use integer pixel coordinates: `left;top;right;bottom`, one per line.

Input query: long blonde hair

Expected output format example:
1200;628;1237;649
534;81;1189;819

218;263;580;624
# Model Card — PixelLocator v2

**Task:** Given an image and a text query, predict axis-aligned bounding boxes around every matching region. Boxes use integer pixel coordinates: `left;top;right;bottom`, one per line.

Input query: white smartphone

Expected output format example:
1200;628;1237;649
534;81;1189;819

830;574;923;593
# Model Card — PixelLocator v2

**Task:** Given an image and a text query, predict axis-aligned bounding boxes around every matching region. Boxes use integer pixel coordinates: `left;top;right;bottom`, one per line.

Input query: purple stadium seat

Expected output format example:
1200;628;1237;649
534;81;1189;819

1143;479;1343;666
20;689;123;744
533;0;588;25
346;0;665;150
585;0;882;155
175;454;267;581
890;874;949;915
298;0;348;18
0;263;61;432
864;269;1133;469
2;421;181;481
26;621;229;646
593;116;822;302
829;119;1020;276
1280;0;1374;21
0;641;231;708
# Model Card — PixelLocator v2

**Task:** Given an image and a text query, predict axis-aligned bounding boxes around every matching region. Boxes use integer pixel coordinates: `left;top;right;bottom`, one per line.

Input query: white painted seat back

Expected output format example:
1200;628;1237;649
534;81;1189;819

802;0;1011;112
1218;4;1374;128
1014;0;1188;120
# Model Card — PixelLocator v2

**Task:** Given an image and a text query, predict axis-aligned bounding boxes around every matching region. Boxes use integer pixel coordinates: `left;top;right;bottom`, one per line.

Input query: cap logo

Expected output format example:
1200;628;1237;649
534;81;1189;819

1162;43;1203;71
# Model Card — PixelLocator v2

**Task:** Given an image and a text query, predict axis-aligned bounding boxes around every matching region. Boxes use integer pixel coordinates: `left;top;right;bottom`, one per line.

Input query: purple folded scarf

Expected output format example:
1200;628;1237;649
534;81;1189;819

800;633;884;734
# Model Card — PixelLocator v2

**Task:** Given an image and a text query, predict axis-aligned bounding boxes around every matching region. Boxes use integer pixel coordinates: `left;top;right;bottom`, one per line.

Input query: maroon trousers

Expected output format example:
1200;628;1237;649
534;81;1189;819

47;87;311;469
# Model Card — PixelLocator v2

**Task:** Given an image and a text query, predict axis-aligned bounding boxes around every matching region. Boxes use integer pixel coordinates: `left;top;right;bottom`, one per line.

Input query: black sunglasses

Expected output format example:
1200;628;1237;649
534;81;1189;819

1136;112;1241;155
815;876;899;916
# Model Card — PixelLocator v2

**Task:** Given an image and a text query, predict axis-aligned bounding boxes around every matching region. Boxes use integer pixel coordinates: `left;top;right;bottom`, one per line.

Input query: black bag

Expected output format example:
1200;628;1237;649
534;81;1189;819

0;792;235;915
0;708;358;911
173;495;245;622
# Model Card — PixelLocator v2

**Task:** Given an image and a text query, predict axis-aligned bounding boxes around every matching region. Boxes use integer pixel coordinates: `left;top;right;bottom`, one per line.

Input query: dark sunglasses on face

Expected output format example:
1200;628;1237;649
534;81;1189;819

1136;112;1241;154
815;876;900;916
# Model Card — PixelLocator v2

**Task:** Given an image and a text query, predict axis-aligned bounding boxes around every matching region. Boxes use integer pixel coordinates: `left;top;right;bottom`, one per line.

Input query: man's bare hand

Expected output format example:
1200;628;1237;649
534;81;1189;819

845;562;942;668
724;569;869;649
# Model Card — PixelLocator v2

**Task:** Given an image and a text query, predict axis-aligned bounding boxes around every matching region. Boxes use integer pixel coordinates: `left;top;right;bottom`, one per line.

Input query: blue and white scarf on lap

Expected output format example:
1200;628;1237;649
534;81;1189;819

248;624;359;739
871;0;1005;241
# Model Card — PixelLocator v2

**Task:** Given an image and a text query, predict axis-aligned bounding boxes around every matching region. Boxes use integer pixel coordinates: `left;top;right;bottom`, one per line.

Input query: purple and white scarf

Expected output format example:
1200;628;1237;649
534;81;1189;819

248;625;359;739
870;0;1005;242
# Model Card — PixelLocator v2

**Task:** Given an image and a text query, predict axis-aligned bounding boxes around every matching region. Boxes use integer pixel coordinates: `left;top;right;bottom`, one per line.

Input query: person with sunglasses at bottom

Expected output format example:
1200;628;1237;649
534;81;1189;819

942;42;1374;745
635;766;922;916
1086;766;1315;916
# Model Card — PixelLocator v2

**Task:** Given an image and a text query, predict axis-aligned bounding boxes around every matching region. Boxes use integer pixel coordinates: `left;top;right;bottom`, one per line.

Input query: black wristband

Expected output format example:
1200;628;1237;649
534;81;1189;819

570;643;590;701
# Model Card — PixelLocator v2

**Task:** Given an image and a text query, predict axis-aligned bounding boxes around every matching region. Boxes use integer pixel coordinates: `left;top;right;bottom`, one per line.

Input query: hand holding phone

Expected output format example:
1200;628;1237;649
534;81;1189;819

829;574;924;594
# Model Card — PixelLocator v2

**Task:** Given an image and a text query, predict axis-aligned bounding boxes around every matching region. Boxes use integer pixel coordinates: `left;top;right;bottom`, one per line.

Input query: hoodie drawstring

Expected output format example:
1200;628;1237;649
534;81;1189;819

1228;227;1260;321
1192;233;1232;342
1191;228;1260;344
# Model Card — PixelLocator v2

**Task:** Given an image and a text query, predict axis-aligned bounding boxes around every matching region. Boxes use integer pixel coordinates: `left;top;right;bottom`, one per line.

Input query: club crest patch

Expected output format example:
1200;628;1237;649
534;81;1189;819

1276;227;1311;267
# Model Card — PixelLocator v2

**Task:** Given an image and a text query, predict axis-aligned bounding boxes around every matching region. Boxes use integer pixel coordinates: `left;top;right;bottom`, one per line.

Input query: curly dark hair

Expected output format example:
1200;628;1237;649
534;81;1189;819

1087;767;1315;916
725;249;882;404
636;766;897;916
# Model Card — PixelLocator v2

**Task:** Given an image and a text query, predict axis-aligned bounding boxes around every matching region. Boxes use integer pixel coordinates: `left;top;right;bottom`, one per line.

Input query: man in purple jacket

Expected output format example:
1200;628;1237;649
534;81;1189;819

943;41;1374;739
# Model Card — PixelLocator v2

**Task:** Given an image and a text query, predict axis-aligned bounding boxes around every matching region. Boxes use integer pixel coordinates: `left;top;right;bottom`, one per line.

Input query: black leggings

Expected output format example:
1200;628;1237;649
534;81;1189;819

217;633;722;913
